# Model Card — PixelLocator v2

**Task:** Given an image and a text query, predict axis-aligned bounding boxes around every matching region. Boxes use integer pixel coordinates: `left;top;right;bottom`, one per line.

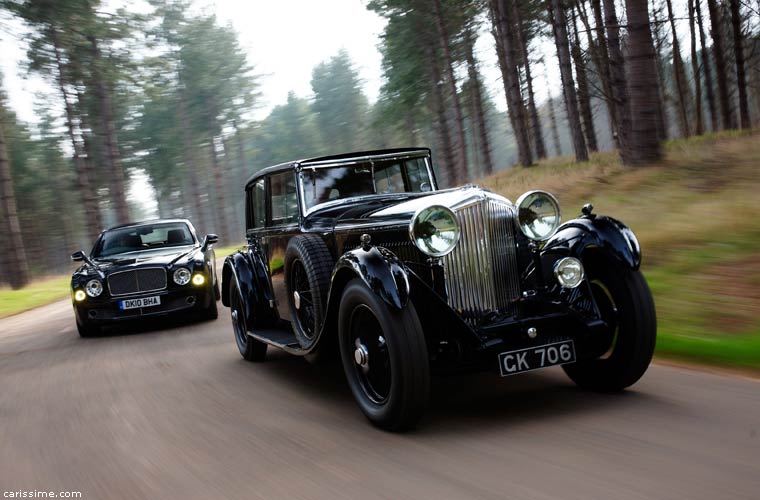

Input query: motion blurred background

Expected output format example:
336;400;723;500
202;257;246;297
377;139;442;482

0;0;758;369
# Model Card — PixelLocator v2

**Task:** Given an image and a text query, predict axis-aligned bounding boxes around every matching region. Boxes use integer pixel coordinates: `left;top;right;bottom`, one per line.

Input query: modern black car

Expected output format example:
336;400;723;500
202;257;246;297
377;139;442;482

71;219;220;337
222;148;656;430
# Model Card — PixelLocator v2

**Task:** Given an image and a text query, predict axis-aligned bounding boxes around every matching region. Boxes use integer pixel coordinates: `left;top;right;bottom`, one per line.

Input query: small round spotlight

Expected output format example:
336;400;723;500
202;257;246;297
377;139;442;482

192;274;206;286
74;290;87;302
554;257;585;288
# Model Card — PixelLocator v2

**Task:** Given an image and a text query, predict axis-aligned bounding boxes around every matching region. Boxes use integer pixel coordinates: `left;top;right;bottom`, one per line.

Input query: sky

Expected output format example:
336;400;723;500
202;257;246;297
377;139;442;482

0;0;524;126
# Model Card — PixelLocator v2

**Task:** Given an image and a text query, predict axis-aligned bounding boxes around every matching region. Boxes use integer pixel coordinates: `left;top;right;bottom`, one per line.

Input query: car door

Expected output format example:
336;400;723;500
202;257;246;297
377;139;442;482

258;171;301;323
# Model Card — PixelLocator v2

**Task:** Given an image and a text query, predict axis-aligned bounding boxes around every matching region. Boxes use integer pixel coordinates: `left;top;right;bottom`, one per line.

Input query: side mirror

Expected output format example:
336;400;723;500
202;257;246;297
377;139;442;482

71;250;86;262
202;234;219;251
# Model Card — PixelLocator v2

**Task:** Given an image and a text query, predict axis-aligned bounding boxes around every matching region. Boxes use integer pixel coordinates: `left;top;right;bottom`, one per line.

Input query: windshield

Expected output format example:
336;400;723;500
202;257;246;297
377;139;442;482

299;157;433;210
93;222;195;258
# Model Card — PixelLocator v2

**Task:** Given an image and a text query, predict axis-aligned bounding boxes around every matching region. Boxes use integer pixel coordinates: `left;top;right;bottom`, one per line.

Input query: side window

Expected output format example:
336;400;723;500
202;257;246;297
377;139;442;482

405;158;432;192
269;172;298;225
252;179;266;228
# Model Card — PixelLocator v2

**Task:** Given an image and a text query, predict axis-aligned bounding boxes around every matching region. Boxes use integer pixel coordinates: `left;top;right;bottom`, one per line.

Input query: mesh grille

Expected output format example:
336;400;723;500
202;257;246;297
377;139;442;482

108;268;167;296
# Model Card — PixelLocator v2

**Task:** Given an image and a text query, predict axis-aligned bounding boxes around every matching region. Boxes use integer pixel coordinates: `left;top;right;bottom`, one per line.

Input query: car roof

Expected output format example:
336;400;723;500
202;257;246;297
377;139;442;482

104;219;194;232
244;147;431;189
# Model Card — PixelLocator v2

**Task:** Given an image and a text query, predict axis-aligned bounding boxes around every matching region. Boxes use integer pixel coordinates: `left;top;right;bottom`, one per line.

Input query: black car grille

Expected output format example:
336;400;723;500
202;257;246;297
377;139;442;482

442;197;521;325
108;268;167;296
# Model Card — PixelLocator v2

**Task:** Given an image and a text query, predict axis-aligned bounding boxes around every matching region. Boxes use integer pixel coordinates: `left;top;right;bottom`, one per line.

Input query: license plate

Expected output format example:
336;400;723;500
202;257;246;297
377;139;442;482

498;340;576;377
119;296;161;310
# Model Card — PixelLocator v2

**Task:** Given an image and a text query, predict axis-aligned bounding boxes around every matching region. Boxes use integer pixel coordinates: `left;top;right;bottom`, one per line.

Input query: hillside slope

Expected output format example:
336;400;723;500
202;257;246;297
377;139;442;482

481;131;760;369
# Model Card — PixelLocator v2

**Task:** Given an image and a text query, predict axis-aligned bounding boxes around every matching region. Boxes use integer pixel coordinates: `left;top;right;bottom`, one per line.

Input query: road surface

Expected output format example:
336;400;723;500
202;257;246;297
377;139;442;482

1;296;758;500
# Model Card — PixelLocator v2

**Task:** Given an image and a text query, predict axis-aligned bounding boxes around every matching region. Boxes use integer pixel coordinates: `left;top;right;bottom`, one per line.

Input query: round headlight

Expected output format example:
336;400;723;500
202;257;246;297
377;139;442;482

516;190;561;241
173;267;191;285
74;290;87;302
85;279;103;297
554;257;585;288
409;205;460;257
192;274;206;286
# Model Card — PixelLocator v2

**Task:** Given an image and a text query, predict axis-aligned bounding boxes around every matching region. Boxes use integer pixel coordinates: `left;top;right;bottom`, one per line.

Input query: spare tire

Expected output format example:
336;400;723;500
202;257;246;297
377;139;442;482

284;234;333;349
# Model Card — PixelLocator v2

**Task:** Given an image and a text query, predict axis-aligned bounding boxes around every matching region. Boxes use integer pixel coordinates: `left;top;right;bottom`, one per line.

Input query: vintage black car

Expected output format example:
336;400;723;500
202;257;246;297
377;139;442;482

222;148;656;430
71;219;220;337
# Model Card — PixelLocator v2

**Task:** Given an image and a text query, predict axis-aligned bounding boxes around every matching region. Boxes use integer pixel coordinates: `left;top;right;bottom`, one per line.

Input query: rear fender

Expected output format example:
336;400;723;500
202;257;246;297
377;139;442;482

542;215;642;270
221;250;275;327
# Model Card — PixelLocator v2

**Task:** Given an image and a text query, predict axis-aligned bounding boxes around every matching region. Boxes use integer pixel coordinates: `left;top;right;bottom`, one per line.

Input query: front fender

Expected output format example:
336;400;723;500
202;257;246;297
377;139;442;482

221;249;275;326
328;245;410;311
543;215;642;270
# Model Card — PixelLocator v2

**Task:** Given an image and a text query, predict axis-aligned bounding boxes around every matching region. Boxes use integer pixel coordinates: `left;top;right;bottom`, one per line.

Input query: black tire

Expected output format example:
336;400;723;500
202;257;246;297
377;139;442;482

76;317;100;338
284;235;333;350
200;292;218;320
562;255;657;392
229;278;266;362
338;278;430;431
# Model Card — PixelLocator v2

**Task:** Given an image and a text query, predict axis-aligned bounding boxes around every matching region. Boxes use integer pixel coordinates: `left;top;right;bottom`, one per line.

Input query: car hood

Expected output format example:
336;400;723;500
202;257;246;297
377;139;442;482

77;246;201;275
304;186;513;231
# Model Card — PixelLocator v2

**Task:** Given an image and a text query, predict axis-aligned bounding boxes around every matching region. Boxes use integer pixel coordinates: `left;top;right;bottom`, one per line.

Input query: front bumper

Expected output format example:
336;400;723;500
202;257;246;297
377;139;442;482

73;285;214;324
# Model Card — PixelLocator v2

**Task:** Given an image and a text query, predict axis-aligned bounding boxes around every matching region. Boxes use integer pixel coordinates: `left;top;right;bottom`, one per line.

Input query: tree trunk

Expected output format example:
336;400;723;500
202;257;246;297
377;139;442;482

89;36;129;224
490;0;533;166
695;0;718;131
570;7;598;152
688;0;705;135
463;25;495;176
233;122;248;234
177;95;206;233
209;139;230;241
728;0;750;129
550;0;588;162
603;0;631;162
579;0;617;142
0;109;30;289
426;44;457;187
650;5;671;141
51;29;102;241
665;0;692;137
512;0;547;159
706;0;734;129
547;90;563;156
431;0;469;182
623;0;662;164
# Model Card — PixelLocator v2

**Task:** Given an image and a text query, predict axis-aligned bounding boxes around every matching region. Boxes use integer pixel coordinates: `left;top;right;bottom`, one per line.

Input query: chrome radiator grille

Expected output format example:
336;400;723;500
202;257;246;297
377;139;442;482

442;198;521;324
108;268;167;296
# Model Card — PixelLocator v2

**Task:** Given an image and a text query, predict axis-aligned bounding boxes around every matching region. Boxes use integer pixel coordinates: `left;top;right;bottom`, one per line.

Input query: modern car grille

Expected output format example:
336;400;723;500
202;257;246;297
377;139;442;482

442;198;521;325
107;268;167;296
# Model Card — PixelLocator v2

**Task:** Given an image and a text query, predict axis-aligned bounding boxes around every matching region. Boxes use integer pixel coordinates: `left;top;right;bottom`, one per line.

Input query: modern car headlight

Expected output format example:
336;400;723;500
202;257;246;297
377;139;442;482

554;257;585;288
85;279;103;297
74;290;87;302
515;190;561;241
409;205;460;257
173;267;192;285
192;274;205;286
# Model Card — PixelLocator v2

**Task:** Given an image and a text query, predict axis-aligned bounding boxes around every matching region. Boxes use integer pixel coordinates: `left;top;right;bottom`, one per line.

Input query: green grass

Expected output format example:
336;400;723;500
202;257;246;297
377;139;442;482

483;130;760;371
0;275;72;319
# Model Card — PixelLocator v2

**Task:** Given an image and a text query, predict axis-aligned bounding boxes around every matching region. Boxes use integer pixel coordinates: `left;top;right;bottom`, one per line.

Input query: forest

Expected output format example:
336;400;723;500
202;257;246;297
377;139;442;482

0;0;758;289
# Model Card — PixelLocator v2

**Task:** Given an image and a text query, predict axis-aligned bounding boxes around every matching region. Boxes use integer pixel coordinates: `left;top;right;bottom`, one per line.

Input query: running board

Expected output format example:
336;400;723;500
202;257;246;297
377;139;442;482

247;325;306;355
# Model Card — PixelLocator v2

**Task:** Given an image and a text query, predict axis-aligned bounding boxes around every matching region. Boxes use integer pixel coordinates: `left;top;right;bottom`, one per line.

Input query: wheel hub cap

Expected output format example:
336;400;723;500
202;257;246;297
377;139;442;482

354;343;369;367
231;310;238;322
293;291;301;310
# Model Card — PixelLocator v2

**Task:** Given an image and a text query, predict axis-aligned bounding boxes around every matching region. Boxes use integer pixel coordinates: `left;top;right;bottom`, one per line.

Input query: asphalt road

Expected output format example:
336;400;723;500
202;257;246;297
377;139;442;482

1;297;758;500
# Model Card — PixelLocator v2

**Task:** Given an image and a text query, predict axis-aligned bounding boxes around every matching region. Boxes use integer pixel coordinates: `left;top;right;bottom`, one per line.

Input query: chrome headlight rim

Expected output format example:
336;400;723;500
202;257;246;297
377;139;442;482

554;257;585;288
515;190;561;241
408;204;461;258
173;267;192;286
85;279;103;297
